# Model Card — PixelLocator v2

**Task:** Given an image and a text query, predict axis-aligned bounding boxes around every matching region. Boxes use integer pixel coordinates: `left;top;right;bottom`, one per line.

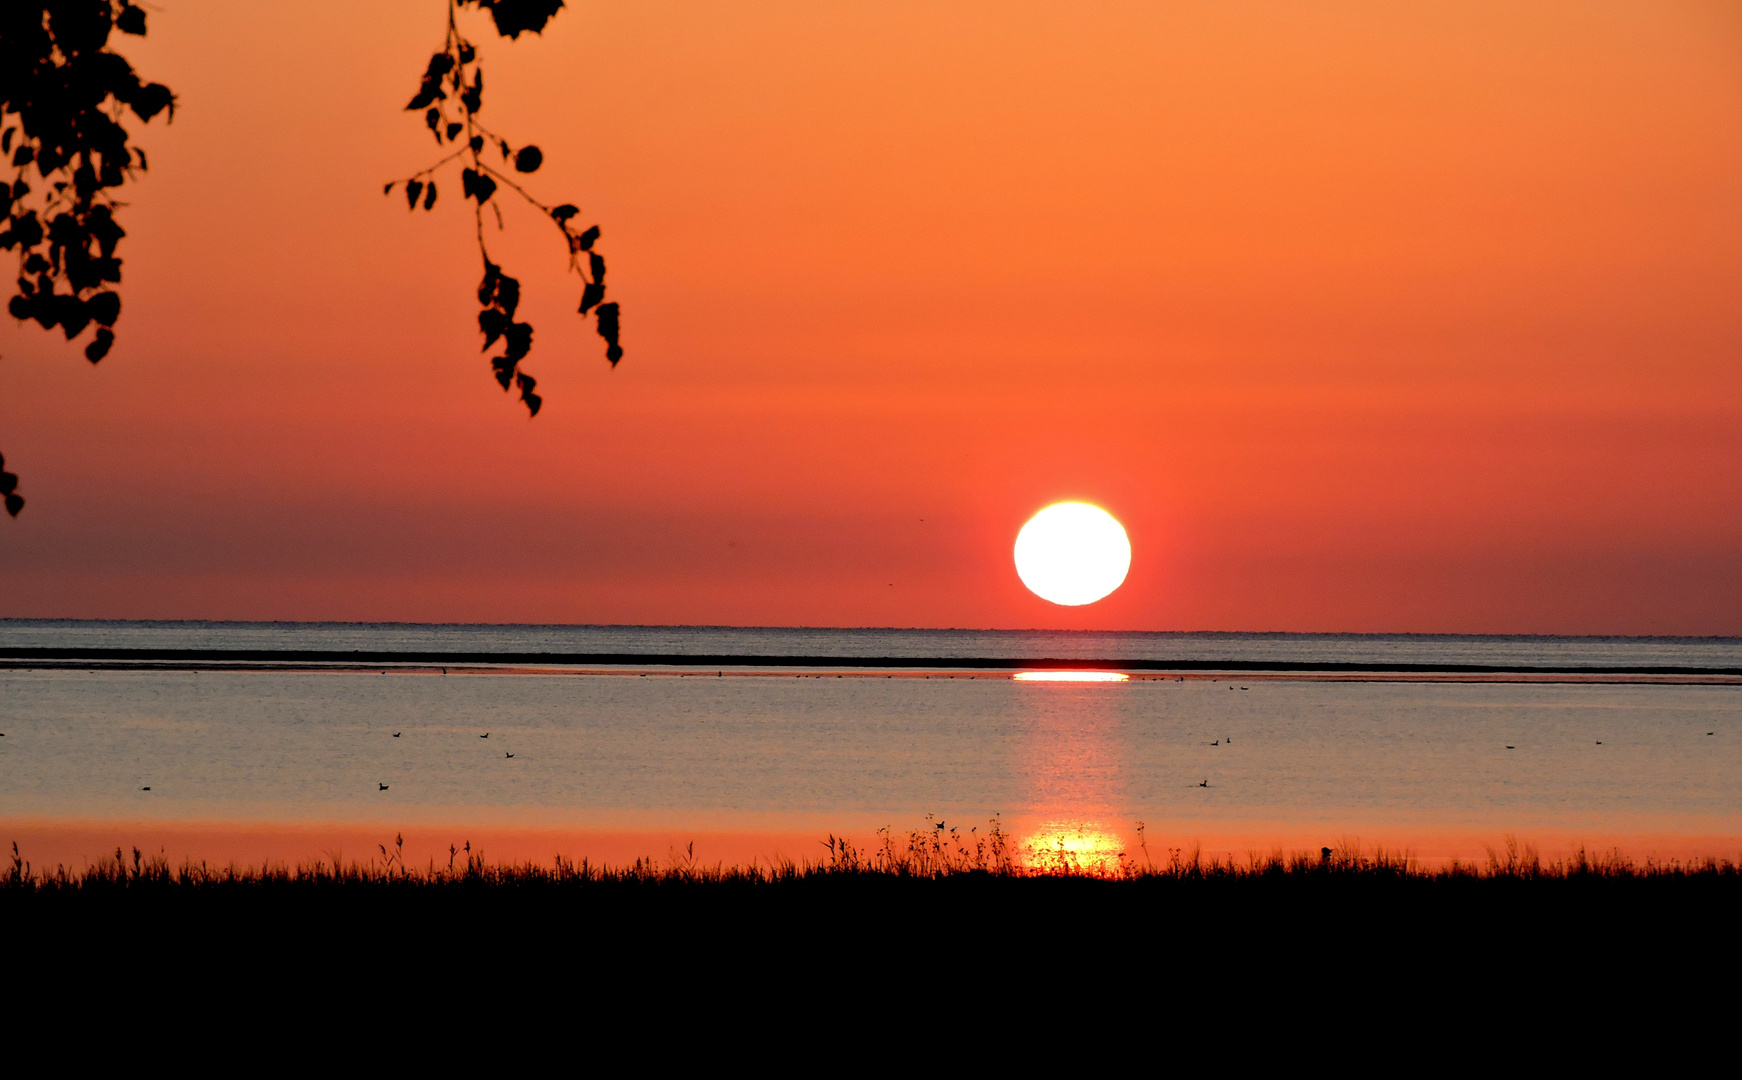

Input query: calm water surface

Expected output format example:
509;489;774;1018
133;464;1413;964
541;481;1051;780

3;623;1739;860
4;619;1742;668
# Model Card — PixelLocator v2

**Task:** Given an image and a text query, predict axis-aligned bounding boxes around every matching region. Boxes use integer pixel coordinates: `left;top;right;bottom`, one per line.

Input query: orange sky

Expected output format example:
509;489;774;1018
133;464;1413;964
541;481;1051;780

2;0;1739;632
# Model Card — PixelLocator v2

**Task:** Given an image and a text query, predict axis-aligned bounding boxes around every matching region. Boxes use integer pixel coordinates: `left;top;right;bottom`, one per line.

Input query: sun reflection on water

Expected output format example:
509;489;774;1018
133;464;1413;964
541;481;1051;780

1022;822;1127;874
1011;670;1134;873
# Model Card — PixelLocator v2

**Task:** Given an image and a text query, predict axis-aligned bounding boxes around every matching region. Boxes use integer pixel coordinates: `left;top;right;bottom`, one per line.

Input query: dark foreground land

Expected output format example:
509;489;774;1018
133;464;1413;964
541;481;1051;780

7;836;1739;1041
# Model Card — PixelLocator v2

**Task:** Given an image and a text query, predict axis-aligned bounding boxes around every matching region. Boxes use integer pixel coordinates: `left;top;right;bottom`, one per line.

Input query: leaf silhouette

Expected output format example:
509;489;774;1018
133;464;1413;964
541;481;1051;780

478;308;509;349
513;145;542;173
0;451;18;516
515;370;541;415
472;0;567;39
84;327;114;363
86;291;120;327
578;281;604;314
550;204;578;222
502;321;532;361
406;179;424;209
577;224;599;250
59;298;93;341
595;301;621;365
471;169;498;204
128;83;174;122
423;180;437;210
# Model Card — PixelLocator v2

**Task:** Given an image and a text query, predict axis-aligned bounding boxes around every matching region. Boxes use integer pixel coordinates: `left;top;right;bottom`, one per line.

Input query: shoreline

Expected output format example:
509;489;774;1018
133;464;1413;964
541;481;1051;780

5;650;1741;683
9;817;1742;877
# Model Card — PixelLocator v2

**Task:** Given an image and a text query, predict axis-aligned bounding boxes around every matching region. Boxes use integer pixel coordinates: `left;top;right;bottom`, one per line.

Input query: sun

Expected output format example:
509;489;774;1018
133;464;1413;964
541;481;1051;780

1013;503;1131;606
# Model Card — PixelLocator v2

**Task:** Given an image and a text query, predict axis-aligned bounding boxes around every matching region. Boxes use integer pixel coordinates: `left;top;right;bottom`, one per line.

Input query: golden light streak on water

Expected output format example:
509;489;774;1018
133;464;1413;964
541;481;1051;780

1012;671;1129;682
1022;822;1128;874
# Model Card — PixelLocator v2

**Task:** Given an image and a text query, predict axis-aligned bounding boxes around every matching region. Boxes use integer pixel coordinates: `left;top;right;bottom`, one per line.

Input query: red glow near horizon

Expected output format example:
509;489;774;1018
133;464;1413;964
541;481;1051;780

0;1;1738;633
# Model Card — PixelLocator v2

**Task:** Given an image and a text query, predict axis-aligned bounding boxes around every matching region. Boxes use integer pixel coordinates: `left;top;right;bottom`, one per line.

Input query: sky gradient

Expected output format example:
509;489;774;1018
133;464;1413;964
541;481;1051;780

2;0;1739;632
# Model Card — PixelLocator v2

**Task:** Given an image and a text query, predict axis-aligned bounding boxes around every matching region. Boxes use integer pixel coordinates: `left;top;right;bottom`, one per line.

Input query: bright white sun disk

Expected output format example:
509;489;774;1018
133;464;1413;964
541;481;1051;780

1013;502;1131;606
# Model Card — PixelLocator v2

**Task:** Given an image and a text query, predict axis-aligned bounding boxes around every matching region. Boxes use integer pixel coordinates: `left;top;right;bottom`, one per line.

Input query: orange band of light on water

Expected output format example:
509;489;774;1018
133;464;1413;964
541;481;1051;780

1013;671;1129;682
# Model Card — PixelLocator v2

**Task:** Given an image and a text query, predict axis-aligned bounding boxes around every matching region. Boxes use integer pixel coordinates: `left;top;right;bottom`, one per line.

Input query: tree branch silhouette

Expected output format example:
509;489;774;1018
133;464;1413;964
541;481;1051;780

385;0;621;419
2;0;620;520
1;1;175;517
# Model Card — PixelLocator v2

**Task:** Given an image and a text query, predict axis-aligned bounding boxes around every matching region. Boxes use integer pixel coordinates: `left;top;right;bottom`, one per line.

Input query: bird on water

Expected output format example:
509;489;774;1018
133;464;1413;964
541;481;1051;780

393;732;401;738
480;733;489;739
379;783;389;791
505;752;515;759
1199;779;1209;788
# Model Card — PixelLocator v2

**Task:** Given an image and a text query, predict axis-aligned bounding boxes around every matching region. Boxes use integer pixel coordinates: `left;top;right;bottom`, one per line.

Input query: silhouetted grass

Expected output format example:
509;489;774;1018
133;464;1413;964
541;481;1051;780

9;824;1737;893
8;825;1739;1034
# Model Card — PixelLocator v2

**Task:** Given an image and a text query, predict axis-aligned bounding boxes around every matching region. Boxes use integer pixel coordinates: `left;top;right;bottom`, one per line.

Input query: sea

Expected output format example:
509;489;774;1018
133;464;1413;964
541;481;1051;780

3;621;1740;869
